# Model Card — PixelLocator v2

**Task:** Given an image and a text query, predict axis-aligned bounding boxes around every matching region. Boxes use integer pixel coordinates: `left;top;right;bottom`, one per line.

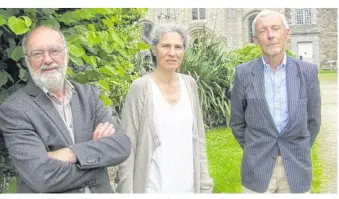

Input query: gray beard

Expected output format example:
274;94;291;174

27;63;67;91
31;68;66;91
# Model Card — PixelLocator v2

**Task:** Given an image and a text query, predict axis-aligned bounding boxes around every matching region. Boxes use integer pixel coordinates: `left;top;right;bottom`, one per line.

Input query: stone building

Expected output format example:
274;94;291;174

140;8;337;69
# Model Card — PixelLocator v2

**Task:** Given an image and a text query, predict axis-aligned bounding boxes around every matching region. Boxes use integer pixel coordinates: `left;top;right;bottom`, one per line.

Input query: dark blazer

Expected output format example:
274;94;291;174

0;79;131;193
230;56;321;193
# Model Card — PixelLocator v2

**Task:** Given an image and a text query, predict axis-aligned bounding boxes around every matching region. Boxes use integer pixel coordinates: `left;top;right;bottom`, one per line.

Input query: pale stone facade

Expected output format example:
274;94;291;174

141;8;337;69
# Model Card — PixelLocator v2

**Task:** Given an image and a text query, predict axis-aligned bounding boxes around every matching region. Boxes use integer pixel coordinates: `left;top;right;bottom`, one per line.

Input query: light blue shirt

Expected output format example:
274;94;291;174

262;54;289;133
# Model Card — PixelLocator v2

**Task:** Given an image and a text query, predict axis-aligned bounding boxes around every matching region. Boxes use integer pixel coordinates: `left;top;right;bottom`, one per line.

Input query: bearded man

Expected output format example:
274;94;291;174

0;26;131;193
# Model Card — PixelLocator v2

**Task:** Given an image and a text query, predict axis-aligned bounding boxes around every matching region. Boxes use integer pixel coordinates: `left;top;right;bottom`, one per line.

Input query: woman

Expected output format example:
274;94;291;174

116;24;213;193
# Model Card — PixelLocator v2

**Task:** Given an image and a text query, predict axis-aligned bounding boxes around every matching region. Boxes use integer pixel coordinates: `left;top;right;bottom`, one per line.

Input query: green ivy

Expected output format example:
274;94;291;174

0;8;149;193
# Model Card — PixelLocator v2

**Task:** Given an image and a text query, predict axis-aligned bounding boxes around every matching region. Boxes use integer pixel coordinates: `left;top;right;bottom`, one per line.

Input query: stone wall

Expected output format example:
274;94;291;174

144;8;337;68
317;8;337;69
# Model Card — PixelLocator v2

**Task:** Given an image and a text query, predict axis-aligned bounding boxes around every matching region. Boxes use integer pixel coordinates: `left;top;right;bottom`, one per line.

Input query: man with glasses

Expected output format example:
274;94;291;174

230;10;321;193
0;26;131;193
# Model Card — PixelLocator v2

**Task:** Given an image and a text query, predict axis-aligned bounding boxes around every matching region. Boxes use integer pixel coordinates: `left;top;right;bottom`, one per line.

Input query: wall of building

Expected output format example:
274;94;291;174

144;8;337;69
317;8;337;68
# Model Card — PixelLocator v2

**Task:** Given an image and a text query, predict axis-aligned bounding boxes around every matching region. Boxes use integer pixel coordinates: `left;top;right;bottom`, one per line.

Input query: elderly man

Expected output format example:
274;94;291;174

230;10;321;193
0;26;131;193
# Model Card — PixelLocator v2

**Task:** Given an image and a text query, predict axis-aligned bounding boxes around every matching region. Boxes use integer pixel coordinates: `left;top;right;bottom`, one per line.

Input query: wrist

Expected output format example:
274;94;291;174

66;148;77;163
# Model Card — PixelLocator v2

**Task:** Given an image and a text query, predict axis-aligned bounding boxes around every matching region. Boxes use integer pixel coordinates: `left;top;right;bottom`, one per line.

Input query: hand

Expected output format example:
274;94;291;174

47;148;77;163
93;122;115;140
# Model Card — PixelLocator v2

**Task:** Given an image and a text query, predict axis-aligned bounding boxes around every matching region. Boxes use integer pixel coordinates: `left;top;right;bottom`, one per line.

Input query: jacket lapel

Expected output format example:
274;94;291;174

283;56;301;133
145;74;160;147
70;89;83;143
25;78;74;145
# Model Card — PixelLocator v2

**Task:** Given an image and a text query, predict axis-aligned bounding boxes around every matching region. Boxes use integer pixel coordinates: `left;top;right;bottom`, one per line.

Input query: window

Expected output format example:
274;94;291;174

192;8;206;20
296;9;312;24
143;23;153;39
248;14;257;43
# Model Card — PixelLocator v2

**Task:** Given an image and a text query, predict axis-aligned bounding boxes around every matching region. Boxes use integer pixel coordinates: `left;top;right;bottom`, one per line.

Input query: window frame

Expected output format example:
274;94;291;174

192;8;206;20
296;8;312;25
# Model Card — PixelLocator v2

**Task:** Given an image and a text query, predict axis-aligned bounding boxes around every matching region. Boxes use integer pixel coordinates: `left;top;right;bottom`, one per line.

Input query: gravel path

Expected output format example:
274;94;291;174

318;75;337;193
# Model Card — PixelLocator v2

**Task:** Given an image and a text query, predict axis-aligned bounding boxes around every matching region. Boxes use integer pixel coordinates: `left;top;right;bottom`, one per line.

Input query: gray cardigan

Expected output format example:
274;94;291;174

116;73;214;193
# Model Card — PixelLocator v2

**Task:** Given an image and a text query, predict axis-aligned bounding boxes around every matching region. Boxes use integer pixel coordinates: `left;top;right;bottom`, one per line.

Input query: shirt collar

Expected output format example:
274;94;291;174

41;79;75;102
262;52;287;70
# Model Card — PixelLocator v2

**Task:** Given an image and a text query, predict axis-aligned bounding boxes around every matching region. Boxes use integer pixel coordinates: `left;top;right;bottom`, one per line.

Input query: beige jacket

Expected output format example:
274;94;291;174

116;73;214;193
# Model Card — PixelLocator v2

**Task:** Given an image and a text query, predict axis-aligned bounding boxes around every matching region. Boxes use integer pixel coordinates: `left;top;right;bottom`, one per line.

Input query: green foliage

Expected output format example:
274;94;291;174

0;7;148;111
0;132;15;193
0;8;148;193
130;52;154;77
229;43;295;67
10;46;24;61
0;16;7;26
179;37;234;128
0;71;8;87
7;16;32;35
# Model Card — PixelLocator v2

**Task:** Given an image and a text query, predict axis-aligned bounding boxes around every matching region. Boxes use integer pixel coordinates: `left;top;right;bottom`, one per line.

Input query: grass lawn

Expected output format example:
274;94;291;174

318;72;337;83
7;177;16;193
319;69;337;74
206;128;242;193
310;133;324;193
206;127;323;193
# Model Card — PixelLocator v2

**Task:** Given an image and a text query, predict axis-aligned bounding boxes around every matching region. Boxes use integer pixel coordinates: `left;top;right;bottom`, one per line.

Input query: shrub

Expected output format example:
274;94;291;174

179;37;234;128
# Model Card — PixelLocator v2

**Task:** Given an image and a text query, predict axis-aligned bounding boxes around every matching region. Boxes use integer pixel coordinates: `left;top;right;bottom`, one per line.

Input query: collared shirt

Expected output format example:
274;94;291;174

41;80;75;143
41;80;92;193
262;54;289;133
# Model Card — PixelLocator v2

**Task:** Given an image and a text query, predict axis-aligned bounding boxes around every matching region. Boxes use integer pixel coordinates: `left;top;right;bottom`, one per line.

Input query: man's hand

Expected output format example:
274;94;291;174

47;148;77;163
93;122;115;140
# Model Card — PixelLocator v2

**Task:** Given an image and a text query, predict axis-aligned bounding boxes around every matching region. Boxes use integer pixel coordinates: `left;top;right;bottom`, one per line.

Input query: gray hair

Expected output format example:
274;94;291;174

22;26;67;55
150;23;189;50
252;10;289;36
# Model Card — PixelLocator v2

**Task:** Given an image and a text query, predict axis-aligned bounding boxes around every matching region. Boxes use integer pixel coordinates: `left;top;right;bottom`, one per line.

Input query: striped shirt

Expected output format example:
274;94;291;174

41;80;75;143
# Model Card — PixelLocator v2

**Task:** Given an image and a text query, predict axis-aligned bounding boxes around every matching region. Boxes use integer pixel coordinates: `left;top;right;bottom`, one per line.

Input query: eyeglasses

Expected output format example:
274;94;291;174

26;46;66;61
